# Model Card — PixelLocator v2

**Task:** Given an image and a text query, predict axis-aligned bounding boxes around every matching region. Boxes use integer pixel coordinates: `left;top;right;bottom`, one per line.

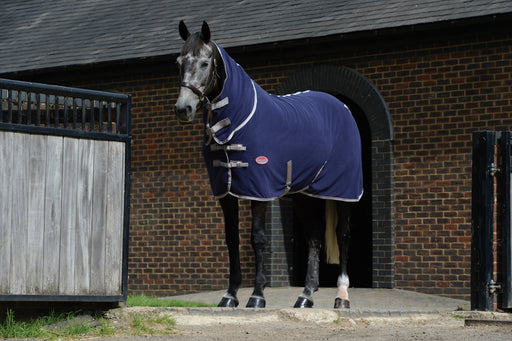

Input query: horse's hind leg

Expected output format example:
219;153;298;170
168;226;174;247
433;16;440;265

293;196;323;308
246;200;268;308
218;195;242;307
334;202;351;309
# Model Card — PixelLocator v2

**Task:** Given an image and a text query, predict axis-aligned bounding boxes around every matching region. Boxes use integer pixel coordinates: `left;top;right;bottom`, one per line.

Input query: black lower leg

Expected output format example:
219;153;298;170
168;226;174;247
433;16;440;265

293;237;321;308
303;238;321;298
292;195;324;308
219;195;241;307
247;200;267;308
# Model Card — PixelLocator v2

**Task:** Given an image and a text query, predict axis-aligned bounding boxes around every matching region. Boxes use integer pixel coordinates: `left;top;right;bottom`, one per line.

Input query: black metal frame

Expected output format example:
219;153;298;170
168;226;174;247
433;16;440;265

0;78;132;303
498;131;511;310
471;131;512;311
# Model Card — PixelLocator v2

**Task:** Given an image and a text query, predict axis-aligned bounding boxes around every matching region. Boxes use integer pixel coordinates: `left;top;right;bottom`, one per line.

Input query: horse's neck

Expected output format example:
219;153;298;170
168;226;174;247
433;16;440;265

207;44;225;101
207;44;259;123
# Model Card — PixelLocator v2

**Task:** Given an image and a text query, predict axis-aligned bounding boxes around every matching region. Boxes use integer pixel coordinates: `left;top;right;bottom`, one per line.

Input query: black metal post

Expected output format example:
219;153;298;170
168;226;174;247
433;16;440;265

498;131;512;310
471;131;495;311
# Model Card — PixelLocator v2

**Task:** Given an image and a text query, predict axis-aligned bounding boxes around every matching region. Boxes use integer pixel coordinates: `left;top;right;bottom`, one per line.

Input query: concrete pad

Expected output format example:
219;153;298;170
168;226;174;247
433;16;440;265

166;287;470;316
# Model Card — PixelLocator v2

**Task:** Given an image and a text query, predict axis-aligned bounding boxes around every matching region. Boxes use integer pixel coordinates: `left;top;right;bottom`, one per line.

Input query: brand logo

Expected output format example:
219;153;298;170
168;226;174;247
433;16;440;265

255;156;269;165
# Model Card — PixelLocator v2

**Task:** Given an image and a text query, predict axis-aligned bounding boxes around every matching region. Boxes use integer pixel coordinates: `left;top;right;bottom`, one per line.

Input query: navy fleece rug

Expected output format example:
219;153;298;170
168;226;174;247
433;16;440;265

202;43;363;202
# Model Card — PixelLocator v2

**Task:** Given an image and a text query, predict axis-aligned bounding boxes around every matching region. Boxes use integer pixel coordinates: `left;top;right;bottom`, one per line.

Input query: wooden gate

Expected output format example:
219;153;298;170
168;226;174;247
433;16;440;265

0;79;131;302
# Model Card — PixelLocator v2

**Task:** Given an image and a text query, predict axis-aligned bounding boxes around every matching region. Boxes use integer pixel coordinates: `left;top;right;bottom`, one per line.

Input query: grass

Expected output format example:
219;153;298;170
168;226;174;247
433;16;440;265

0;309;86;339
127;293;216;308
130;312;157;335
94;319;118;338
0;294;214;339
57;319;92;337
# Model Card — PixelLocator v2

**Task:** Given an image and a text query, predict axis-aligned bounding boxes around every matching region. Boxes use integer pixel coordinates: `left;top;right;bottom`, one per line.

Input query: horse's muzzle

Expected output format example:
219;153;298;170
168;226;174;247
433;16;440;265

175;105;192;122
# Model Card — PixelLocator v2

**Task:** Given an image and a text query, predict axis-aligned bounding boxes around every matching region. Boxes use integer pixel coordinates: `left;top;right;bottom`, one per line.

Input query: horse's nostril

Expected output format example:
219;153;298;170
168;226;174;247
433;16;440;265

175;105;192;115
175;106;186;115
175;104;194;124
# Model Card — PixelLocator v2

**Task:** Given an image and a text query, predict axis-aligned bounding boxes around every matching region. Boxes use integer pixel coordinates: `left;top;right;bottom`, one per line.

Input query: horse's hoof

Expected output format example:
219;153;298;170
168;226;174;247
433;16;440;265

218;295;239;308
334;297;350;309
293;296;314;308
246;296;266;308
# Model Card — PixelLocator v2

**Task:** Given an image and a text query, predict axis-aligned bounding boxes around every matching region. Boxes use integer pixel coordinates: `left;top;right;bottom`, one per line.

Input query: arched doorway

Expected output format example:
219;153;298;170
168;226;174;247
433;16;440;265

265;65;394;289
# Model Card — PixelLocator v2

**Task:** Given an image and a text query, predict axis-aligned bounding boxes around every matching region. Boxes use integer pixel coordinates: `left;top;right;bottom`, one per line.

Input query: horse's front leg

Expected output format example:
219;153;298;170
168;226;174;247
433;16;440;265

246;200;268;308
334;202;351;309
218;195;242;308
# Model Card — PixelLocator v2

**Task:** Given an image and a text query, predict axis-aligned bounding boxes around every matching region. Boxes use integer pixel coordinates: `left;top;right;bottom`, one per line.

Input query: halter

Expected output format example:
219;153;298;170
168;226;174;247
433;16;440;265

180;81;205;102
178;46;229;145
179;52;219;106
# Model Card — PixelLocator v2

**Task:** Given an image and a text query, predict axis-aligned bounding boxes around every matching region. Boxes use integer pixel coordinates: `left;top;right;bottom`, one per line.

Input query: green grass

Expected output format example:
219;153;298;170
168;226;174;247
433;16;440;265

0;294;213;339
127;294;216;307
0;309;84;339
58;320;92;337
94;319;118;338
130;313;155;335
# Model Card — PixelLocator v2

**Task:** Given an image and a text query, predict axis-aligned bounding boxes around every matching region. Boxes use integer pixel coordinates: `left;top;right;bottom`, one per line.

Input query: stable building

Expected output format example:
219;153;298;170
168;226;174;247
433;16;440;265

1;0;511;300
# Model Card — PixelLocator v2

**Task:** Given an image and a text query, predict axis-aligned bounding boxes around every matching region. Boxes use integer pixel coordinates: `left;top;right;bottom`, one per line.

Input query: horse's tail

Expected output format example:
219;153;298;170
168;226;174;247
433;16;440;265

324;200;340;264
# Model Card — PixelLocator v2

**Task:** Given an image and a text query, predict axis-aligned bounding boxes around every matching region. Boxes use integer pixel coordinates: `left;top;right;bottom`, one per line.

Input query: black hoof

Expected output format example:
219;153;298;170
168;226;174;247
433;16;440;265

218;295;239;308
293;296;313;308
246;296;266;308
334;297;350;309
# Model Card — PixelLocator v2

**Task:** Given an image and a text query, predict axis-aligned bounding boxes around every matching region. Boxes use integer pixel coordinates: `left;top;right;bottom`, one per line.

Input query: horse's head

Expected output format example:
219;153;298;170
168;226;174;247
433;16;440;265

175;20;221;124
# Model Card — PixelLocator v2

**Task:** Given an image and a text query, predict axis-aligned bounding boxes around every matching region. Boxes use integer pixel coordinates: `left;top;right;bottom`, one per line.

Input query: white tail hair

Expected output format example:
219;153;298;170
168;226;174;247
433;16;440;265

324;200;339;264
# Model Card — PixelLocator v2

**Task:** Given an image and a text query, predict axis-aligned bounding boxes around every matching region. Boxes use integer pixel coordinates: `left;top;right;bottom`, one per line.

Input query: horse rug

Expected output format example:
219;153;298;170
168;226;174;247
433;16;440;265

202;43;363;202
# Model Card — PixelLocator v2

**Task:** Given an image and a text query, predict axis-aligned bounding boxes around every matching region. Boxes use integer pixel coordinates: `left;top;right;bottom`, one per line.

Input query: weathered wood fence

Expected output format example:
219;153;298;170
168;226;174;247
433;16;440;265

471;131;511;311
0;78;131;302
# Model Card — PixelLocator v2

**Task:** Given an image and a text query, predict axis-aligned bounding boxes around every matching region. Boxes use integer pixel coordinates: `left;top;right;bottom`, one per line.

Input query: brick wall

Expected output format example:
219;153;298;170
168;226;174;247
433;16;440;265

374;36;512;297
44;27;511;300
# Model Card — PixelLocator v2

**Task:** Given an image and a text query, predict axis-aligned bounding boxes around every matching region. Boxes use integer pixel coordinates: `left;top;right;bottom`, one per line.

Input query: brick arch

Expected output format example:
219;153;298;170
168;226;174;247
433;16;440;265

267;65;394;289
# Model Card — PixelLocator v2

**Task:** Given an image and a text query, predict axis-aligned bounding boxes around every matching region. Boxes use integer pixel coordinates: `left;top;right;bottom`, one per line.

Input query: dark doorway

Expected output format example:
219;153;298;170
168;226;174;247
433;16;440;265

292;96;373;288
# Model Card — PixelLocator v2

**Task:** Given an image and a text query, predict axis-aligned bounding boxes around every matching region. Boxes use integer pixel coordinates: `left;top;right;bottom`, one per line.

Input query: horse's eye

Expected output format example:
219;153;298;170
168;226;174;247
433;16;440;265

200;61;209;69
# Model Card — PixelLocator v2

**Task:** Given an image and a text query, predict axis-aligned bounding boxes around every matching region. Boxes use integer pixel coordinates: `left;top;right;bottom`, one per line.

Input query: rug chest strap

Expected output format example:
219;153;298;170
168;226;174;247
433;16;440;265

210;144;246;152
213;160;249;168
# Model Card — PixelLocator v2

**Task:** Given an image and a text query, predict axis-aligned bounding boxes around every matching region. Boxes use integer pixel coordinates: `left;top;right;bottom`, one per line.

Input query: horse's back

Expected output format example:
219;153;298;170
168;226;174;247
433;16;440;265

270;91;356;136
258;89;363;201
267;90;360;154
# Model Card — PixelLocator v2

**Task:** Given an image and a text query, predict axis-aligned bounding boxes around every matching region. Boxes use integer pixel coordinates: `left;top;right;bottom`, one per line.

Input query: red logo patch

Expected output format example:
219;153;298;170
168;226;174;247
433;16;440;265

255;156;269;165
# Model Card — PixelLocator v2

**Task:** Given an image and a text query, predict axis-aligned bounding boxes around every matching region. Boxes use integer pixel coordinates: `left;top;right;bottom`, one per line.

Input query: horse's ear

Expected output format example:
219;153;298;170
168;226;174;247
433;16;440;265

179;20;190;41
200;21;211;44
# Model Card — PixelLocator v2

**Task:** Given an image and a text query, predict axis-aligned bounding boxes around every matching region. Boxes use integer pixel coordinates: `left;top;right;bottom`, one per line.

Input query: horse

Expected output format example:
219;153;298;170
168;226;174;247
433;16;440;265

174;21;363;309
